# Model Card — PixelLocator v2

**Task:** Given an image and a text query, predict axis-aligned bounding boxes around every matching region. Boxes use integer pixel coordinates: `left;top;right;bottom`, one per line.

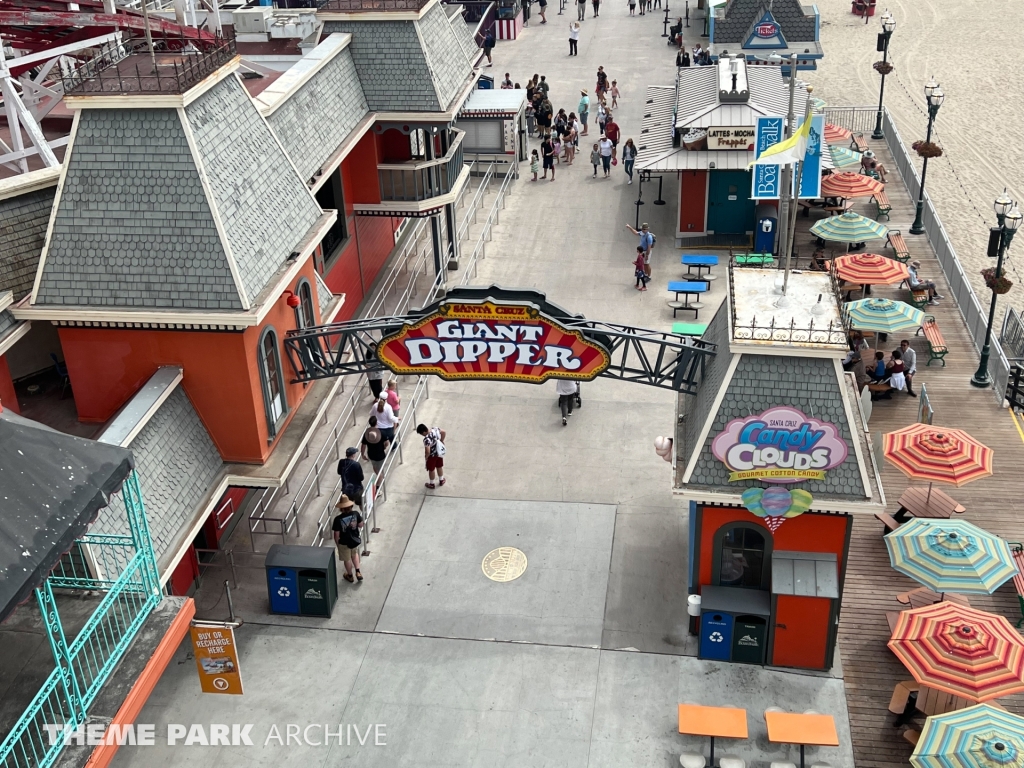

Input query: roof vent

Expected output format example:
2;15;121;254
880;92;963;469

718;54;750;103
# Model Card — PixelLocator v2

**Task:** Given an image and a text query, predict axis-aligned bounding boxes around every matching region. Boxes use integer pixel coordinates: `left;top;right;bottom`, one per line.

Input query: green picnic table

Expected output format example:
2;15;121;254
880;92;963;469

672;322;708;337
734;253;775;266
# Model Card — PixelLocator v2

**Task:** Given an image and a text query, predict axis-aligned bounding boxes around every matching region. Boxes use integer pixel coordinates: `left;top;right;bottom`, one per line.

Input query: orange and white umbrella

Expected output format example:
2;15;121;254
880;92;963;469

821;171;885;199
883;425;993;496
833;253;909;285
824;123;852;144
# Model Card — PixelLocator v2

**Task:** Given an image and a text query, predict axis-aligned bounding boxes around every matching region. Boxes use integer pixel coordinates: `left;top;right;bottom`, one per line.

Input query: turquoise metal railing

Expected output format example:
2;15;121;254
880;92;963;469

0;471;161;768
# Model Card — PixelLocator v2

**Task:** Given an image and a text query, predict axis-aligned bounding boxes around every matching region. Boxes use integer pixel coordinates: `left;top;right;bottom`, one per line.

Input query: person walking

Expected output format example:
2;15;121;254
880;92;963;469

537;75;550;97
598;135;613;177
555;379;577;425
590;142;601;177
563;121;576;164
604;114;620;159
361;416;390;475
595;66;608;97
626;221;654;277
366;369;383;399
541;134;556;180
482;28;495;66
417;423;447;489
332;495;363;583
628;0;636;15
570;112;582;147
569;21;580;55
577;0;586;19
371;394;397;442
633;246;651;291
538;0;548;22
591;0;600;15
337;447;365;507
597;98;608;135
610;80;619;109
386;379;400;419
621;138;637;183
578;90;590;135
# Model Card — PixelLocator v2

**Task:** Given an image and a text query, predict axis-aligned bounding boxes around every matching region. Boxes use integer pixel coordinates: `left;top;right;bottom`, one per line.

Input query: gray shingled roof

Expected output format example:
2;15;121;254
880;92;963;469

0;309;17;338
0;186;56;300
92;386;223;566
34;108;243;310
687;352;867;499
322;4;475;113
265;47;370;182
185;77;323;306
714;0;816;44
679;303;732;469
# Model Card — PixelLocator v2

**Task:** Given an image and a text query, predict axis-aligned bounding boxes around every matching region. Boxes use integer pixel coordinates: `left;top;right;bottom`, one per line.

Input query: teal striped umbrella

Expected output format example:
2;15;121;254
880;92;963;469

846;297;925;336
829;144;862;168
810;211;889;243
912;704;1024;768
810;97;827;112
885;519;1018;595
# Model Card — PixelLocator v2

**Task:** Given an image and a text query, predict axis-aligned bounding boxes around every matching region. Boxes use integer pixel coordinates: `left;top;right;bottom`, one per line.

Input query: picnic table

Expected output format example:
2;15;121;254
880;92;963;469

893;487;967;521
889;680;1008;722
682;254;719;281
678;704;748;766
667;281;708;319
764;711;839;768
672;322;708;336
895;587;971;611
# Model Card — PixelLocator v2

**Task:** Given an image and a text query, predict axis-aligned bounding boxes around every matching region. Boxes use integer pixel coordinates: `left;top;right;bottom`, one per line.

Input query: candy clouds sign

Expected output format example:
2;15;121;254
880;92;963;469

376;301;610;383
711;407;849;483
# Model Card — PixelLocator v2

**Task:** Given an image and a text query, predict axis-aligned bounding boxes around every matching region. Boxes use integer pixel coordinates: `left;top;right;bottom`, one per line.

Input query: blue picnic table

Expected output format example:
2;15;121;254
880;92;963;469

681;254;719;282
667;280;709;319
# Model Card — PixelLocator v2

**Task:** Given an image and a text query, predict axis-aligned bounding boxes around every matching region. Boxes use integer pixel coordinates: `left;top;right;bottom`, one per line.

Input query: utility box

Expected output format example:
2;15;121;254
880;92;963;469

754;203;778;256
266;545;337;618
698;586;771;664
769;551;840;670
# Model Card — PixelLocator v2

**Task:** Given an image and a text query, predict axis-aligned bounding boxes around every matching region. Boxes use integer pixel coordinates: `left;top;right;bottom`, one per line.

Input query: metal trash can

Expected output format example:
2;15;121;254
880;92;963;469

265;545;338;618
731;615;768;664
698;585;771;664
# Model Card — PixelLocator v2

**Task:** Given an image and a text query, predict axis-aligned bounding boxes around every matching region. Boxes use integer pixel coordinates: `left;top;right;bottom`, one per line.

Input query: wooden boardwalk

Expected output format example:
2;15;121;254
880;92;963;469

791;144;1024;767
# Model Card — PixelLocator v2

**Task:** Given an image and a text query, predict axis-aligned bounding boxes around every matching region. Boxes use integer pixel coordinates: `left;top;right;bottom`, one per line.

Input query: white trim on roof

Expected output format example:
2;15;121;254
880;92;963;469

97;366;184;448
255;33;353;117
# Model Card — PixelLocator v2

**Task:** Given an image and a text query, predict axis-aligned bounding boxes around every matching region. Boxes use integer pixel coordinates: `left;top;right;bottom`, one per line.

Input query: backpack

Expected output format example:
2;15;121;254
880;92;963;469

650;233;657;246
430;428;447;457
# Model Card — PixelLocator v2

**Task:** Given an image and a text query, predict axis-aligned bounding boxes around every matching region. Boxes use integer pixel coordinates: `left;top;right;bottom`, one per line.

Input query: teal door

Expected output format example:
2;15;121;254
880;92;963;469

707;170;755;235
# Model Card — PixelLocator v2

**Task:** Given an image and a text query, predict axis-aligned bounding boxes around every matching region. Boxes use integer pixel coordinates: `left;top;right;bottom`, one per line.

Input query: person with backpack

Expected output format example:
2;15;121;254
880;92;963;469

337;446;364;507
626;222;655;277
482;29;496;66
417;423;447;489
360;416;391;475
332;494;364;583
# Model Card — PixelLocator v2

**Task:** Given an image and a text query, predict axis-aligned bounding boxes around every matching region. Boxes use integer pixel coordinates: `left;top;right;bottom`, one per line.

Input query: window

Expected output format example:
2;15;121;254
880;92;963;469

314;168;348;273
294;278;316;329
711;522;771;590
460;120;504;152
258;327;288;438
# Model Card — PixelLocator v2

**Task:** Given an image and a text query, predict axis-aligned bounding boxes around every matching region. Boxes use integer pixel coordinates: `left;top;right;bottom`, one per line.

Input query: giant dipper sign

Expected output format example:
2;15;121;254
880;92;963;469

377;300;611;383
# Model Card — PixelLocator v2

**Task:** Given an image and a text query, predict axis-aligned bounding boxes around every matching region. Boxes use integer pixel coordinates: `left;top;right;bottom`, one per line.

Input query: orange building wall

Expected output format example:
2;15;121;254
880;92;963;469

696;506;851;589
58;260;321;464
679;171;708;234
0;354;20;414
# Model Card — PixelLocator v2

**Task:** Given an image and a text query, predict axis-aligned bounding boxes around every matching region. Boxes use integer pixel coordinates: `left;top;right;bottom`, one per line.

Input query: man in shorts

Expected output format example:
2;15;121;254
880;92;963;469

417;423;447;489
360;416;390;475
332;495;364;583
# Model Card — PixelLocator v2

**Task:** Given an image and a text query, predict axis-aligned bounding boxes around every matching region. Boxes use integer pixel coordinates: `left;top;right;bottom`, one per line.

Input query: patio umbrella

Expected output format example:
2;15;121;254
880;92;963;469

885;518;1018;595
911;704;1024;768
846;298;924;342
833;253;909;284
829;145;862;169
810;211;889;245
821;171;885;199
810;97;827;112
889;602;1024;702
825;123;852;144
883;424;994;491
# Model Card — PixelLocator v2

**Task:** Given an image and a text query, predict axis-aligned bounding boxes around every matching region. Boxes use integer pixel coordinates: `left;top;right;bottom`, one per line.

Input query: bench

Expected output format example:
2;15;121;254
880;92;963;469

887;229;910;263
799;200;814;217
906;288;930;309
850;133;868;152
672;322;709;337
871;190;892;221
915;315;948;366
867;380;893;400
1008;543;1024;628
734;253;774;266
875;512;901;534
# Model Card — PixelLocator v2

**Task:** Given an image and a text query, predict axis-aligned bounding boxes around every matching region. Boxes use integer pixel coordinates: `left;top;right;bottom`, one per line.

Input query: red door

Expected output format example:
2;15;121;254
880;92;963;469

771;595;831;669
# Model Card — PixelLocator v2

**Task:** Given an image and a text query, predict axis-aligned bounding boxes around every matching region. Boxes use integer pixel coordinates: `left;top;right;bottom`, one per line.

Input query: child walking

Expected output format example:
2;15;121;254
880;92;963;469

590;143;601;177
530;149;540;181
610;80;620;109
633;246;651;290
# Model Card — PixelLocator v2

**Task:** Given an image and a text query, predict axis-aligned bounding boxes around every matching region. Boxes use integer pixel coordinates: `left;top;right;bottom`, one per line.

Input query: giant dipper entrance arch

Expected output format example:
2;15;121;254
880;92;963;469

284;286;716;393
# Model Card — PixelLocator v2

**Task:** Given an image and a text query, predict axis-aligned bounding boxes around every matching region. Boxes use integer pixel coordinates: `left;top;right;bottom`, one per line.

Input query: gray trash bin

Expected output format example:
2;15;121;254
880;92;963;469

265;545;338;618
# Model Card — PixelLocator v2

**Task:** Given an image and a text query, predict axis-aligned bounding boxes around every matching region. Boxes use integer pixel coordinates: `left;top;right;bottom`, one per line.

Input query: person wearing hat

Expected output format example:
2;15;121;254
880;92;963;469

860;149;888;183
578;90;590;136
337;446;364;506
626;222;654;275
360;415;391;475
907;260;942;303
371;393;398;442
332;495;364;583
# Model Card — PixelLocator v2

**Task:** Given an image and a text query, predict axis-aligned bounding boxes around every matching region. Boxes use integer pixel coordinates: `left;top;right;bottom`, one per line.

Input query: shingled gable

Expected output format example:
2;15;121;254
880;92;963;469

32;74;322;312
714;0;817;45
321;1;477;113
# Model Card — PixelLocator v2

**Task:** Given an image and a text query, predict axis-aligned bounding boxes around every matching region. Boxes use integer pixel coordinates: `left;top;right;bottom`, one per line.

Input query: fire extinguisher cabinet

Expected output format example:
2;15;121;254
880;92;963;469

769;551;840;671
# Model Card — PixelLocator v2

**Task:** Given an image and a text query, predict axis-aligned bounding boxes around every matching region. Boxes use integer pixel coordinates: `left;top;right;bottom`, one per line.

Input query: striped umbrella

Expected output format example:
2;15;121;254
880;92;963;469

883;424;994;488
821;171;885;199
911;704;1024;768
846;298;924;338
833;253;909;284
889;602;1024;702
825;123;852;144
885;519;1018;595
829;145;862;169
810;97;827;113
810;212;889;244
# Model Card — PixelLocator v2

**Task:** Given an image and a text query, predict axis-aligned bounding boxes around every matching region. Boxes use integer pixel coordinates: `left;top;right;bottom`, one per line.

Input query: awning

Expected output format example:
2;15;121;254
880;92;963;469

0;408;135;623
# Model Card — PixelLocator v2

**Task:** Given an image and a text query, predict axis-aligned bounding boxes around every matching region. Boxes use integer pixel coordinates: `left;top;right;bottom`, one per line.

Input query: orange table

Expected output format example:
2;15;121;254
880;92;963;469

764;711;839;768
678;704;749;765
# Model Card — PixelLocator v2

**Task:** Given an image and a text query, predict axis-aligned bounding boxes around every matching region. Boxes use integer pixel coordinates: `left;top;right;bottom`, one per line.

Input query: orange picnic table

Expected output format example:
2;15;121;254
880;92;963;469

764;711;838;768
678;704;748;765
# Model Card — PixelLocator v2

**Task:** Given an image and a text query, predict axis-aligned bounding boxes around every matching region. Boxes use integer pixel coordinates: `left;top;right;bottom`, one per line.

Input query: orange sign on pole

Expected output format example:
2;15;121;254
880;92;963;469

189;624;243;695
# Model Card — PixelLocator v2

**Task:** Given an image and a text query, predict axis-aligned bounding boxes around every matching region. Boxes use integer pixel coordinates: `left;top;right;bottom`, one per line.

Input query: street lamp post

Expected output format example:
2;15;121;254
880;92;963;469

909;78;943;235
871;11;896;140
970;193;1023;388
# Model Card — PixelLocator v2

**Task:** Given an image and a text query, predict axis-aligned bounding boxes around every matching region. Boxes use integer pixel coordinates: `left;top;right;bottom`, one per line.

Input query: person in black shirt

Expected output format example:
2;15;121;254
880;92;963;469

332;495;364;582
360;416;391;475
541;135;556;180
336;447;364;507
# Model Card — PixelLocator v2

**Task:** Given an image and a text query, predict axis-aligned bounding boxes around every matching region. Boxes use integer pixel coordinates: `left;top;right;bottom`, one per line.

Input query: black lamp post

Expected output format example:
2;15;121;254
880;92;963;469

870;11;895;140
970;192;1022;388
909;78;943;235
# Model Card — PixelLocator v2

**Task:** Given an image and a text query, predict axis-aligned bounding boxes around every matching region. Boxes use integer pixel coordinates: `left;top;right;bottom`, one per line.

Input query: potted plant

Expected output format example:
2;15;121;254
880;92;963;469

873;61;894;75
982;267;1013;295
912;140;943;159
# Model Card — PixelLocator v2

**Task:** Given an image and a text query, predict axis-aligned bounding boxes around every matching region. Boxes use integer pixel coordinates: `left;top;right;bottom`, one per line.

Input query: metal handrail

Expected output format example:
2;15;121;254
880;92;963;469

457;161;496;242
459;161;516;286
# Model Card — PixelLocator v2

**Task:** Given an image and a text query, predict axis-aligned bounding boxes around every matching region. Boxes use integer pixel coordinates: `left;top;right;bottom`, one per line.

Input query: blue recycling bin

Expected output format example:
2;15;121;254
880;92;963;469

265;544;338;617
698;586;772;663
267;565;299;615
754;203;778;256
699;611;734;660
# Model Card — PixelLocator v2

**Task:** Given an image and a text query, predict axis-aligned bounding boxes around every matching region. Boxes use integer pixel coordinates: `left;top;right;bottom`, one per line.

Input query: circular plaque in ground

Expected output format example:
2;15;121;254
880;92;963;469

481;547;528;583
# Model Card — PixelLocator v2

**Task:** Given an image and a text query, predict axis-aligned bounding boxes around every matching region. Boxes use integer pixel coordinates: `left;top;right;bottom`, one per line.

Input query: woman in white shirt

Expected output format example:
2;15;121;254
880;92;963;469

371;395;397;442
